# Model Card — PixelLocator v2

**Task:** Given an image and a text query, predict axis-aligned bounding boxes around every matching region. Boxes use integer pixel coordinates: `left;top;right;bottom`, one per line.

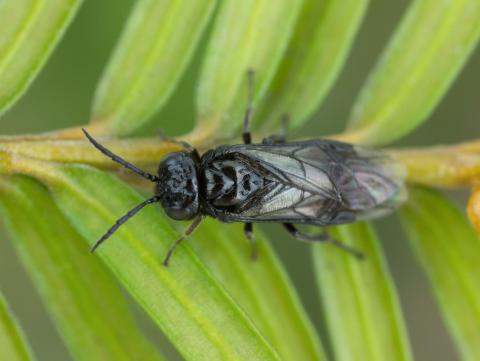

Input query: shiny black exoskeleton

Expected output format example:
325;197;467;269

83;72;405;266
156;152;200;221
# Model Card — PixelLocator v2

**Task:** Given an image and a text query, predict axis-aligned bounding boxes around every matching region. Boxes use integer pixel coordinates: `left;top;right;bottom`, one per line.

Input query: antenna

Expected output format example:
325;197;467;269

91;196;160;252
82;128;158;182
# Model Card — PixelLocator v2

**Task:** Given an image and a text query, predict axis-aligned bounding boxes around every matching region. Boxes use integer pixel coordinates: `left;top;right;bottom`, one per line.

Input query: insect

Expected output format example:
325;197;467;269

83;72;406;266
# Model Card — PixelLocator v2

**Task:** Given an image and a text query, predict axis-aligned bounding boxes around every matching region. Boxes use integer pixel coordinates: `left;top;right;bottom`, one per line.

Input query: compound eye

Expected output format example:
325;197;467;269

165;205;197;221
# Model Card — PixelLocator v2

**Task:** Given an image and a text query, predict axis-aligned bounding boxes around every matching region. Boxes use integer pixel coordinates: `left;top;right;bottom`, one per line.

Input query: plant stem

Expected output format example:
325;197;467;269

388;139;480;187
0;127;479;189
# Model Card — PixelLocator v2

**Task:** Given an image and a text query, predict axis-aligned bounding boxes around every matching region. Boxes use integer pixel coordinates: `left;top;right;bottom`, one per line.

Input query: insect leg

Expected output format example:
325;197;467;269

262;114;289;145
156;128;196;153
282;223;364;259
82;128;159;182
242;69;256;144
91;196;160;253
243;223;258;260
163;214;205;267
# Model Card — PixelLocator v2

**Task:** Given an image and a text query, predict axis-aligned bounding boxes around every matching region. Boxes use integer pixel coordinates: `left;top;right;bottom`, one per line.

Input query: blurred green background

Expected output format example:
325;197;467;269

0;1;478;360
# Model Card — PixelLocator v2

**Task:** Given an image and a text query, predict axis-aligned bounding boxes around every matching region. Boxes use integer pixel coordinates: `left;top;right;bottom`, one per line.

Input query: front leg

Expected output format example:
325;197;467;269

156;128;197;154
282;223;364;259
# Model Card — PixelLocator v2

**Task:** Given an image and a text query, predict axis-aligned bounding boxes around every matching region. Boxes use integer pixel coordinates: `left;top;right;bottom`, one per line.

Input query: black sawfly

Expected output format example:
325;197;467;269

83;71;406;266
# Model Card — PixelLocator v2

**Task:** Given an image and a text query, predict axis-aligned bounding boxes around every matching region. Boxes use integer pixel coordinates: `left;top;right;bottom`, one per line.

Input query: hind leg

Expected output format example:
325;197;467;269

282;223;364;259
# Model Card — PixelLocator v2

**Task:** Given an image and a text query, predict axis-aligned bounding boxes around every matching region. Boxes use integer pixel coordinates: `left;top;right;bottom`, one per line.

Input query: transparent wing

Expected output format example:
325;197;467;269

215;140;406;224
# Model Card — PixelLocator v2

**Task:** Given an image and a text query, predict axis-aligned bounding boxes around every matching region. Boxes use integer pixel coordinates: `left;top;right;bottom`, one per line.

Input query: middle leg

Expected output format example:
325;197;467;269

242;69;256;144
243;223;258;260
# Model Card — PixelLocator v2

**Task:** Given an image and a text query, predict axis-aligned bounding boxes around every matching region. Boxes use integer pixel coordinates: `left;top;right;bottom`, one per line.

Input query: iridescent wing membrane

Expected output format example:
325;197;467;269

208;140;406;225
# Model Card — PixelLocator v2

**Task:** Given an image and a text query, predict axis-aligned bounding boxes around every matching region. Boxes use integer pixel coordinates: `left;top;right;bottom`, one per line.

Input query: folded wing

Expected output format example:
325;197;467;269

217;140;406;225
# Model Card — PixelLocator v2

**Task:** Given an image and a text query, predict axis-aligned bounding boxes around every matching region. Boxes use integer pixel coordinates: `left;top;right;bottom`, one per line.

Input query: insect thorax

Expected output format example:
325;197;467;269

202;158;269;208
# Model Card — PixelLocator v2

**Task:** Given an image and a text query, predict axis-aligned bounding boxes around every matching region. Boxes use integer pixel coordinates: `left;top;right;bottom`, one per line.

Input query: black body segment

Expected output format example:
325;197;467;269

199;140;405;225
